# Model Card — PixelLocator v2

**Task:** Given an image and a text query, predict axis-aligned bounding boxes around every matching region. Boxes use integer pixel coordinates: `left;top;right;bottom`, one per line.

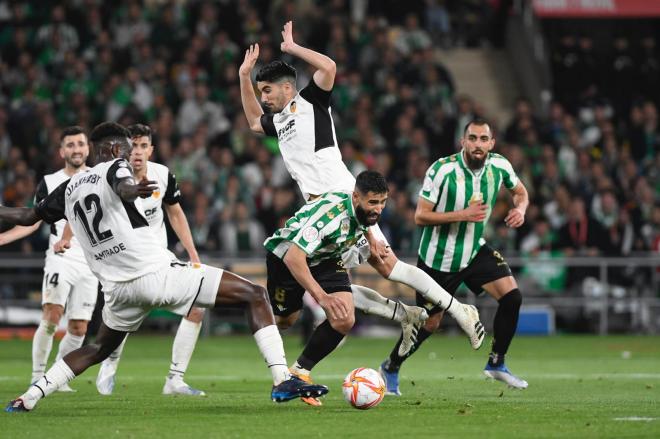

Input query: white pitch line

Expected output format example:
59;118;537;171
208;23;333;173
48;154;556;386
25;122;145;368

613;417;658;422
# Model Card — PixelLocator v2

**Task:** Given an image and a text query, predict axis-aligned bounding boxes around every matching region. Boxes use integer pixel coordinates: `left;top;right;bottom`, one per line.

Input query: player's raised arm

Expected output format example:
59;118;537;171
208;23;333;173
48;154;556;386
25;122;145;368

0;179;68;227
279;21;336;91
239;44;265;133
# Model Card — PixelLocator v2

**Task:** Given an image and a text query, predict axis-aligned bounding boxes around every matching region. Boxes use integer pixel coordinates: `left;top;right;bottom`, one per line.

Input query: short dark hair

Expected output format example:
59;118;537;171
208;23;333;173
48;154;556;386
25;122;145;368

90;122;131;147
256;60;297;83
463;117;493;137
355;171;388;195
60;126;86;142
127;123;152;141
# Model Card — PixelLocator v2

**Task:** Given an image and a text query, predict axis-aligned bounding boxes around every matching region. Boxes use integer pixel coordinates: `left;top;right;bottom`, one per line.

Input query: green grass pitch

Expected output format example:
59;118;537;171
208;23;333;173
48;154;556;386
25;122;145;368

1;334;659;438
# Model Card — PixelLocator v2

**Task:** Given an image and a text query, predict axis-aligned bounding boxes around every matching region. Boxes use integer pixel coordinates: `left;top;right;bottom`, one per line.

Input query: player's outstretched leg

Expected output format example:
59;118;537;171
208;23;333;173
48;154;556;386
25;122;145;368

483;288;527;389
215;271;328;402
162;308;206;396
6;324;127;412
370;253;485;350
351;284;428;355
96;336;127;395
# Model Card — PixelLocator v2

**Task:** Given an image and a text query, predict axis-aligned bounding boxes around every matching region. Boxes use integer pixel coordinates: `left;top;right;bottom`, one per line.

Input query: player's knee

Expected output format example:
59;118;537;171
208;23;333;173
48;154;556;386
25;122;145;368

424;311;443;332
68;320;88;336
330;314;355;334
501;288;522;310
276;314;297;330
43;304;64;324
186;307;205;323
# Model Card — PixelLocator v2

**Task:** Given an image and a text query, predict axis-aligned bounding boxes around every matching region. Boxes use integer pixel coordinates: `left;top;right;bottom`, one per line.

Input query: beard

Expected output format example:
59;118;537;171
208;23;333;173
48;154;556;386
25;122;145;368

465;150;488;170
355;204;380;226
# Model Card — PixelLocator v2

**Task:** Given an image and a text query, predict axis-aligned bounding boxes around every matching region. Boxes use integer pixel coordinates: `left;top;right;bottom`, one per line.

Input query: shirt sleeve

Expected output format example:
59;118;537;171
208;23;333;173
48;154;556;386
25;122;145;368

34;179;48;204
163;171;181;205
299;78;332;108
106;159;134;194
419;163;444;204
260;114;277;137
34;179;68;224
496;157;520;190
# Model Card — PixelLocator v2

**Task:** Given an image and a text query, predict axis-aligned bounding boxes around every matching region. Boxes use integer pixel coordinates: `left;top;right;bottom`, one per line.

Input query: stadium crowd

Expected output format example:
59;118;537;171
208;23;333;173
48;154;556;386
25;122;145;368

0;0;658;268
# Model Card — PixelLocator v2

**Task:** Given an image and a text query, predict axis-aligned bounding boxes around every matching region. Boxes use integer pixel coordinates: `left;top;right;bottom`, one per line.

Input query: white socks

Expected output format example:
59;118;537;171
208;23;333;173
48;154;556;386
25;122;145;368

351;284;405;322
22;359;76;410
99;336;127;377
55;332;85;362
167;318;202;381
253;325;291;385
32;320;56;380
388;261;459;315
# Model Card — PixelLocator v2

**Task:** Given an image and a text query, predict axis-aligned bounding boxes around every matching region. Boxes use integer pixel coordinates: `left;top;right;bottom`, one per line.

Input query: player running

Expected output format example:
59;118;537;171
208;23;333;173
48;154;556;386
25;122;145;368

380;119;530;394
93;124;207;396
238;22;484;358
0;126;97;392
3;122;327;412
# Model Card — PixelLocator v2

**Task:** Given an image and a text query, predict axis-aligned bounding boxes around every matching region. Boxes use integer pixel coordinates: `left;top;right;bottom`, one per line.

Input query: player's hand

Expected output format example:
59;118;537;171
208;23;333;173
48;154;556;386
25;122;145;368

369;239;390;265
462;203;488;222
280;21;298;54
239;44;259;77
318;294;350;320
54;239;71;254
136;178;158;198
190;253;201;265
504;207;525;228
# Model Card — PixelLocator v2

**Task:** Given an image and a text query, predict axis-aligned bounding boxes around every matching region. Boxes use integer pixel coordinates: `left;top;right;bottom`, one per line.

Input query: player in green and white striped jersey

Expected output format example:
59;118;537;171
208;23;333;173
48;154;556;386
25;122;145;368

380;118;530;392
264;171;389;390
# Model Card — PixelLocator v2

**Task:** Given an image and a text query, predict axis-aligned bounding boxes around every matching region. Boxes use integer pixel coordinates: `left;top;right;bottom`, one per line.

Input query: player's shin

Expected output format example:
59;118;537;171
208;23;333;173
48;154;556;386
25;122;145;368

490;289;522;365
253;325;291;385
292;319;345;375
55;332;85;362
351;284;404;321
168;318;202;380
387;261;458;313
21;359;76;410
31;320;56;382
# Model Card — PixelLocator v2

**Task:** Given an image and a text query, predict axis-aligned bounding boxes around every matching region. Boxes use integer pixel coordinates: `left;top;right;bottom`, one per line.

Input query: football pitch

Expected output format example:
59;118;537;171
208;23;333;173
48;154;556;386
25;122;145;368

1;334;659;438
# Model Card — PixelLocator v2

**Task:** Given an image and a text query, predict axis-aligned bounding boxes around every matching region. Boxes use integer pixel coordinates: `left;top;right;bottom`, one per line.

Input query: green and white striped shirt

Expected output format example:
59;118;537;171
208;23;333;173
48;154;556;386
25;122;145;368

264;192;368;266
418;151;519;272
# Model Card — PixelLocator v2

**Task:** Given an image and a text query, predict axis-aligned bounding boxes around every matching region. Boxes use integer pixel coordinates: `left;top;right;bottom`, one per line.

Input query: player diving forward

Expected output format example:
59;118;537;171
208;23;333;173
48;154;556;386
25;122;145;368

238;22;485;359
3;122;327;412
90;124;207;396
0;126;97;392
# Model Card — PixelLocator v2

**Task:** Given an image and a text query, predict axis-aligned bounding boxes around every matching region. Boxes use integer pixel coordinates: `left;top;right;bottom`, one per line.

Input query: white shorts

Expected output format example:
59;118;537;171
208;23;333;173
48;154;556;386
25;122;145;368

341;223;390;269
101;262;223;332
42;258;98;321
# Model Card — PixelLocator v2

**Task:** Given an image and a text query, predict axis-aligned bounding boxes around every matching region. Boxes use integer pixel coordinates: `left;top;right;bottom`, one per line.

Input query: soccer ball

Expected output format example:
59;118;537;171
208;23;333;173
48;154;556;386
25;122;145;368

342;367;385;409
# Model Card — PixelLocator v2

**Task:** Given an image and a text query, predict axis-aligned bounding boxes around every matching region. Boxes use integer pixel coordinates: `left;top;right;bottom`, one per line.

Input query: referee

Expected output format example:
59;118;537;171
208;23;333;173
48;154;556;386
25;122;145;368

380;118;530;394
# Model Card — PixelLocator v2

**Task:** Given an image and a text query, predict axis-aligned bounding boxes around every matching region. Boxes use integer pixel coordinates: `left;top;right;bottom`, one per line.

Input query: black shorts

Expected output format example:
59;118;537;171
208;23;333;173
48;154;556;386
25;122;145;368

266;252;351;317
415;244;513;315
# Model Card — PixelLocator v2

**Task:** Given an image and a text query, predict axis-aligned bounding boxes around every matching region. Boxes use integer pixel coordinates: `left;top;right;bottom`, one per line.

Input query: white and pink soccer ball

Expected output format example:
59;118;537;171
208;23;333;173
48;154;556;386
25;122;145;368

342;367;385;409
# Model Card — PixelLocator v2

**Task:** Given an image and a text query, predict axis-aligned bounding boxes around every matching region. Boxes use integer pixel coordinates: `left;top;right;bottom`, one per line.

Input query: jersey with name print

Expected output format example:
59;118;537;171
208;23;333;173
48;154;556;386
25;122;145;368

264;192;368;266
260;78;356;201
139;161;181;248
35;158;172;283
34;169;87;266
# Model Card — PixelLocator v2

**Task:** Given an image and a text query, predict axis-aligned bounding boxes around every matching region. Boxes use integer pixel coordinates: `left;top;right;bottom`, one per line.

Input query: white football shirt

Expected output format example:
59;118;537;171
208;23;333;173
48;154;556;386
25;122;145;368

139;161;181;248
36;158;172;284
260;78;356;201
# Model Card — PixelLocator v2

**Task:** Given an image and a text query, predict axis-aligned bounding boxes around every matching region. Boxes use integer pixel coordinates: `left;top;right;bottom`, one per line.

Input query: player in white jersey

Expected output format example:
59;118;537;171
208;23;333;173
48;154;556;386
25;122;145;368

0;126;97;392
94;124;206;396
3;122;327;413
239;22;484;367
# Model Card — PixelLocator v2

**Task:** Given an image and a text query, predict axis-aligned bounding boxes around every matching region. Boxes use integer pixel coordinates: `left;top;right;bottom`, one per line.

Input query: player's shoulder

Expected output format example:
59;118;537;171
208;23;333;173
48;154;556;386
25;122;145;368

147;161;170;181
489;152;513;168
429;153;459;176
